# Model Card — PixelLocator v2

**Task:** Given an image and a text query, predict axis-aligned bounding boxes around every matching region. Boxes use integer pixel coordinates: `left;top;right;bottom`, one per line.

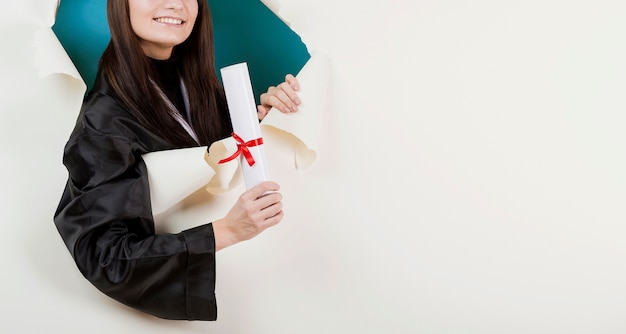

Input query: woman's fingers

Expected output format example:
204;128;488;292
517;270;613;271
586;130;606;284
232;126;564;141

260;208;284;229
257;105;270;120
258;74;301;115
243;181;280;199
285;74;299;90
213;181;284;250
265;90;296;113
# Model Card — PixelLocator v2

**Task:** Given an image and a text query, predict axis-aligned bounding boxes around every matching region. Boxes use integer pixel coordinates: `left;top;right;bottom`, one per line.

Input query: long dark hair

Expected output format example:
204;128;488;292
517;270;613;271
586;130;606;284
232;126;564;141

100;0;232;147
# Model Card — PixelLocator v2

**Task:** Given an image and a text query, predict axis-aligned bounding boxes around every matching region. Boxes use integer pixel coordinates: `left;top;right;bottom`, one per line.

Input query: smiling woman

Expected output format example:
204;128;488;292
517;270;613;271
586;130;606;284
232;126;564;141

52;0;310;101
53;0;303;321
129;0;198;59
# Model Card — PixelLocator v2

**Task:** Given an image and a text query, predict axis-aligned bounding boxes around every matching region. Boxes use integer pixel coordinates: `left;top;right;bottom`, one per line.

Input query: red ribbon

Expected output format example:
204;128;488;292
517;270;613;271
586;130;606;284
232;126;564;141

218;132;264;166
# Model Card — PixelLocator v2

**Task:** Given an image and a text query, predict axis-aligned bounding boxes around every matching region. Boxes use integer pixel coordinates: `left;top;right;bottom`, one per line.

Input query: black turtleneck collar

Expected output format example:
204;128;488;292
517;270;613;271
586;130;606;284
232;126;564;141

151;56;187;120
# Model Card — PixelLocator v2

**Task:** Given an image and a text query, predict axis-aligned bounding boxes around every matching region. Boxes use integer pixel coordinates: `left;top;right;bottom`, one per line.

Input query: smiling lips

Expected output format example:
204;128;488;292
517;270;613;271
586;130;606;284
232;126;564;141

154;17;184;25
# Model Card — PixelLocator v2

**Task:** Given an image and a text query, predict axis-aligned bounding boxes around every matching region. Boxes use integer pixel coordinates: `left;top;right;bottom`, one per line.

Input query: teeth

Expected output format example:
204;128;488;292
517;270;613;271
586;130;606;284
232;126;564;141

155;17;183;25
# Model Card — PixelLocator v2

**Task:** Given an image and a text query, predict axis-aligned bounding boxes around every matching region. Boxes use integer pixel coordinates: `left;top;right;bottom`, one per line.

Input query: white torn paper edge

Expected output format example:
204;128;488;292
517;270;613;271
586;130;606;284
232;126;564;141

260;0;282;16
143;147;213;216
33;26;84;83
143;139;240;216
261;51;331;169
3;0;58;28
25;0;85;88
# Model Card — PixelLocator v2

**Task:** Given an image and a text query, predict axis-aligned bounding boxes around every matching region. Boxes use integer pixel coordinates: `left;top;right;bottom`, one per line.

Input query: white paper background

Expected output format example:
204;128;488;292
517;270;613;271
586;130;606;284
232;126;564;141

2;0;626;333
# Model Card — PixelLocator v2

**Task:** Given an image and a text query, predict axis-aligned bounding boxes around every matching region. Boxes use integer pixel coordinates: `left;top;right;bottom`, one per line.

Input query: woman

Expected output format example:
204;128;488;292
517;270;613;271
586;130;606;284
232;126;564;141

54;0;301;321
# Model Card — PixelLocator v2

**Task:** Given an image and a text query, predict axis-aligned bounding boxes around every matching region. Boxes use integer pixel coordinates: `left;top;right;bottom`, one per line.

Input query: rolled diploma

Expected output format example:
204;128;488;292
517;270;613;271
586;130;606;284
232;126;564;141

220;62;270;189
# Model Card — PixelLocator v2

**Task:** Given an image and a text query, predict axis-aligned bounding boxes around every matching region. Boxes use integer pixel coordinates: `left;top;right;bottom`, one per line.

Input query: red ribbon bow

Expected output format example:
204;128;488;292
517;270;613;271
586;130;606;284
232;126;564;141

218;132;264;166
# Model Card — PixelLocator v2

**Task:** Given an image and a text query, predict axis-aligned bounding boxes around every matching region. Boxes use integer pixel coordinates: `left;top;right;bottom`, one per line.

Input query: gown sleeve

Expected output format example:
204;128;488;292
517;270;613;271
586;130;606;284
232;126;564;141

54;118;217;320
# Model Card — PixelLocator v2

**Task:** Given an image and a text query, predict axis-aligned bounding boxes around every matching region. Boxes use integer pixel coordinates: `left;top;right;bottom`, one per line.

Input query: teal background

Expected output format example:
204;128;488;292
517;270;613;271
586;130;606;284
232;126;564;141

52;0;310;103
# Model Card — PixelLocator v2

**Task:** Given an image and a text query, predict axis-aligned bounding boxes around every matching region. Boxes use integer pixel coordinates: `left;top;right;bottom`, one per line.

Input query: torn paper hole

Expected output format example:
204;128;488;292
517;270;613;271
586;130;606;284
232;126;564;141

44;0;333;223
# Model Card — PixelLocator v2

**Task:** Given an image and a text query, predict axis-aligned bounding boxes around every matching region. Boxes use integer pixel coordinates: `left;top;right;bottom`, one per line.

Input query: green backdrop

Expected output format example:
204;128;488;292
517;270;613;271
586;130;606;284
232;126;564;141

52;0;310;103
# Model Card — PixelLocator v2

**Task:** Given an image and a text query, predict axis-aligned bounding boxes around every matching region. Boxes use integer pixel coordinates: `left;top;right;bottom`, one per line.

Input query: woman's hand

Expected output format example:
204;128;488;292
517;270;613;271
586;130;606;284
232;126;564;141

212;181;284;251
257;74;301;120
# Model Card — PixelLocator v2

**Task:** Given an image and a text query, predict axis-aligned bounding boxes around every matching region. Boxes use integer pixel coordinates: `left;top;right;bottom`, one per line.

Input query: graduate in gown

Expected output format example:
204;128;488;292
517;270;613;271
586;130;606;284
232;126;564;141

54;0;301;320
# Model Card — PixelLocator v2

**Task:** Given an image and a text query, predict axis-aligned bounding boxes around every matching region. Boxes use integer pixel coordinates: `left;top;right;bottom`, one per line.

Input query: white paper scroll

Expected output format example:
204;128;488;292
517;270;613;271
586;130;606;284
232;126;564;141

220;62;270;189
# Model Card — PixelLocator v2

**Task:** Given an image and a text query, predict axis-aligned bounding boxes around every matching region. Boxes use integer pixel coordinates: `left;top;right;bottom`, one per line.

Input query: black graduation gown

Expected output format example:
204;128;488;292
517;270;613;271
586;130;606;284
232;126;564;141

54;72;218;321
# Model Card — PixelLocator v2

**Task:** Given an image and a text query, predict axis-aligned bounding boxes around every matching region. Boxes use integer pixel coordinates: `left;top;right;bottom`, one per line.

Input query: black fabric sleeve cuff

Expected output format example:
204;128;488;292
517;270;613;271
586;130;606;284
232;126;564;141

181;223;217;320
